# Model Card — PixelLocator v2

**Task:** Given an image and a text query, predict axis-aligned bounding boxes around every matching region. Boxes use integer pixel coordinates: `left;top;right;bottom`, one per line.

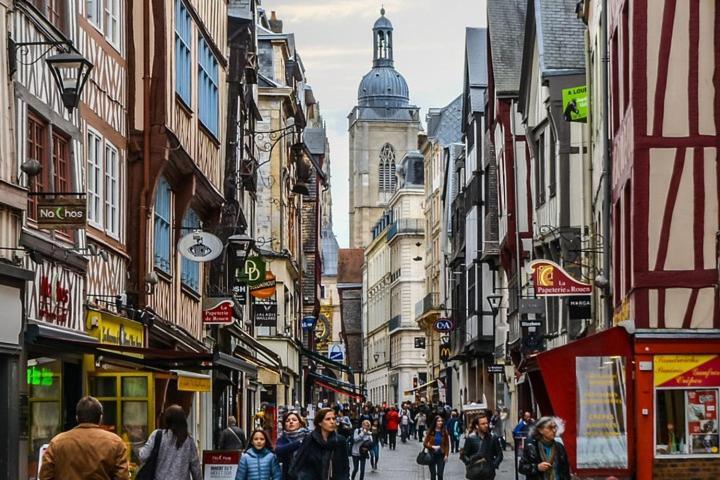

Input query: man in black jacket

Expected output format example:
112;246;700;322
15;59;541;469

461;413;503;480
217;416;246;451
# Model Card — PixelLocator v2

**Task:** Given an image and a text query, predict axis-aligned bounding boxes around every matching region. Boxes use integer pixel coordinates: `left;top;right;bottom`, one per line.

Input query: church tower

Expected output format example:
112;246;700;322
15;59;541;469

348;8;422;249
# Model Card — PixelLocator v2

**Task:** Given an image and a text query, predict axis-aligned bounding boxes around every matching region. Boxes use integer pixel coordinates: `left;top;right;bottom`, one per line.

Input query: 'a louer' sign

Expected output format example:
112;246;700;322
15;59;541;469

37;198;86;229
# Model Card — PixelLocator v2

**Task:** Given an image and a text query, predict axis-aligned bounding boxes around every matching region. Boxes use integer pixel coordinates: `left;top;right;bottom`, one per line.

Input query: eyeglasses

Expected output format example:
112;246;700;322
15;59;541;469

547;424;558;430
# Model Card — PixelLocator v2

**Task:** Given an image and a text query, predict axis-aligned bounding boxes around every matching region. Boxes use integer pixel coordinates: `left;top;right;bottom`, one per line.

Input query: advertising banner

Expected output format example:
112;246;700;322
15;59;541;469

202;451;240;480
654;355;720;387
253;301;277;327
576;356;628;469
562;85;588;122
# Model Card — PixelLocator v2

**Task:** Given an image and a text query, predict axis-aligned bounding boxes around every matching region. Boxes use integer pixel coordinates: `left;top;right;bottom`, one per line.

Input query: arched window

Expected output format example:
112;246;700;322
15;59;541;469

180;208;201;291
153;177;172;273
379;143;396;193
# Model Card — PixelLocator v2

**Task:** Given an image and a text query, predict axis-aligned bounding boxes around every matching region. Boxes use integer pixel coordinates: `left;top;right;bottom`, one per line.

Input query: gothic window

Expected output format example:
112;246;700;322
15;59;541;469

379;143;397;193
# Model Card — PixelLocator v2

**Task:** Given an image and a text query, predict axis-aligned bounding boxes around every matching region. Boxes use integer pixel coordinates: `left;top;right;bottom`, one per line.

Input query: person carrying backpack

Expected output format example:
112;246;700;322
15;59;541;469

350;420;373;480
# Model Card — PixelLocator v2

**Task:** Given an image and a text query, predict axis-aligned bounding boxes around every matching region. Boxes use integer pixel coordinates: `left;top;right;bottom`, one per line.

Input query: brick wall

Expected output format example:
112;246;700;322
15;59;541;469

652;458;720;480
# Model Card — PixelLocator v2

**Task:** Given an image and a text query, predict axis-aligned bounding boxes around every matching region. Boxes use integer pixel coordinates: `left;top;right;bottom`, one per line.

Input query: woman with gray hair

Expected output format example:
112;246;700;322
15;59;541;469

518;416;570;480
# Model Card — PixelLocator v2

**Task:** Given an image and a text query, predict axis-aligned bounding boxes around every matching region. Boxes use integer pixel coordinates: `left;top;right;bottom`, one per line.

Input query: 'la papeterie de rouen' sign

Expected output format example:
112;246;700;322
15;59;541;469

37;198;87;229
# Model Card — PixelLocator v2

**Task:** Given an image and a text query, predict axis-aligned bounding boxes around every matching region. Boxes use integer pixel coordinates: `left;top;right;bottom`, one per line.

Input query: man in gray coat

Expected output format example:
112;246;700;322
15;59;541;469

218;416;246;450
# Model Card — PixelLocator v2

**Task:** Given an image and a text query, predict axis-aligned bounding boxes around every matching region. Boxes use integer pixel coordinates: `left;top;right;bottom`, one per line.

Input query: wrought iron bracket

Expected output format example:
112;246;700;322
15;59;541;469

8;35;72;76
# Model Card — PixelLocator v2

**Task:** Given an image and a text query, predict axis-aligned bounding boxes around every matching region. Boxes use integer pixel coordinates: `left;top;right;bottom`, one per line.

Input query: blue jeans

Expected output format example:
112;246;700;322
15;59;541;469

370;442;380;468
428;451;445;480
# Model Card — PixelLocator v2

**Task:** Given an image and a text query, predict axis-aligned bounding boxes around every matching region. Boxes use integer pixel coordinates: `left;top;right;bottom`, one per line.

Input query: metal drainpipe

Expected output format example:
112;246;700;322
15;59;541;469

601;0;613;328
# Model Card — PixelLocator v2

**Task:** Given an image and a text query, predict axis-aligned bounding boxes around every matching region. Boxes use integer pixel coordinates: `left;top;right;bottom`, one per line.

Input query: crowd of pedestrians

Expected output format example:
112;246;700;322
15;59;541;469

36;395;571;480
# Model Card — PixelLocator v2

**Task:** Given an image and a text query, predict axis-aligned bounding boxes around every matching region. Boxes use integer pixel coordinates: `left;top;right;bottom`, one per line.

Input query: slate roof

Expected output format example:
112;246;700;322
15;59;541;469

535;0;585;72
427;95;462;146
353;106;419;123
228;0;252;21
304;128;326;156
487;0;527;95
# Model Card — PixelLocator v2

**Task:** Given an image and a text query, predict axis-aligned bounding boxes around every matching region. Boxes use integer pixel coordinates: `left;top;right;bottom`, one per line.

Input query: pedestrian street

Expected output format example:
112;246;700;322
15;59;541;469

363;435;517;480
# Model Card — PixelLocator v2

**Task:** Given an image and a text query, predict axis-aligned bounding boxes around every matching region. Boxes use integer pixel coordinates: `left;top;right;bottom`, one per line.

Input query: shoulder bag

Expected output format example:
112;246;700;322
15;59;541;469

416;448;433;466
136;430;163;480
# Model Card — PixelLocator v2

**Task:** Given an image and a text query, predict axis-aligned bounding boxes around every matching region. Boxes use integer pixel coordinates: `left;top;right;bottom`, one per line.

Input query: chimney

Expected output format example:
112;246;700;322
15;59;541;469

269;11;283;33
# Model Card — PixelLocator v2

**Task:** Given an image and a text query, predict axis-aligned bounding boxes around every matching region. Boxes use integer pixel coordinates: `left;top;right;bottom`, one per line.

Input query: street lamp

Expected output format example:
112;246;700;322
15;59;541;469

227;231;256;260
486;294;503;317
45;52;93;112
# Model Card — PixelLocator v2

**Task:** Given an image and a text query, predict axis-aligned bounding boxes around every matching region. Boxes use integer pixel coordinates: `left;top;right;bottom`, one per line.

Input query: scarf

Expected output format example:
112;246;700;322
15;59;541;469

537;440;557;480
283;427;309;444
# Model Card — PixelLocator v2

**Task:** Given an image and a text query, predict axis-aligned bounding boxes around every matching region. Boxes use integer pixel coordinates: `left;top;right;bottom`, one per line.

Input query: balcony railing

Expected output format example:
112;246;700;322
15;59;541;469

386;219;424;241
388;314;401;332
415;292;441;320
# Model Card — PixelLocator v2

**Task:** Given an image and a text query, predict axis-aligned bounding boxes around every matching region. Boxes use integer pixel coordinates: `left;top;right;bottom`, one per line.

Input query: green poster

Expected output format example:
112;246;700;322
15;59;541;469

562;85;588;122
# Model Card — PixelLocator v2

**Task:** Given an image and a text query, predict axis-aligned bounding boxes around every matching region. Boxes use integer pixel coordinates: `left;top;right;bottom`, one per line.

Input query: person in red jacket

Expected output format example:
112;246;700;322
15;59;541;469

385;407;400;450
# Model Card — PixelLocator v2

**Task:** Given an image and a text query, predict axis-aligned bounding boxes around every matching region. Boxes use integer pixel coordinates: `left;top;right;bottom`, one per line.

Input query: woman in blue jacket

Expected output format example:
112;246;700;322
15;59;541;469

275;411;309;479
236;429;282;480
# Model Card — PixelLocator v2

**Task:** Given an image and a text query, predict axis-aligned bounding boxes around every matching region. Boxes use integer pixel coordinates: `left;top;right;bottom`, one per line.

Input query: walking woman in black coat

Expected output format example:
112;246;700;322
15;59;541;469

288;408;350;480
518;416;571;480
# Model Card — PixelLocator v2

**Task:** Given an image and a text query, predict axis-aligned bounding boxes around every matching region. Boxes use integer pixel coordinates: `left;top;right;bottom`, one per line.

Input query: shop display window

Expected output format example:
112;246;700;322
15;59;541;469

656;388;719;456
27;358;62;479
89;373;154;474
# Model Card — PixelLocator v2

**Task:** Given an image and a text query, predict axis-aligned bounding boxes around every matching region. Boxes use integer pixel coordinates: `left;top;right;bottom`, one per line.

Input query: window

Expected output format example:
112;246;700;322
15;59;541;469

153;177;172;273
52;131;71;194
535;132;546;205
104;142;120;237
175;0;192;105
31;0;66;31
180;208;201;291
27;112;48;221
656;389;719;456
612;29;620;132
548;127;556;197
87;130;103;226
379;143;396;193
198;37;219;136
104;0;121;47
622;1;630;112
87;0;102;27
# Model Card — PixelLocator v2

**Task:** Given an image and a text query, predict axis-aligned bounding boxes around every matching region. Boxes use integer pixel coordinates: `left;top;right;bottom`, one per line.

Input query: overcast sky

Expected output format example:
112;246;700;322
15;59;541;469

264;0;487;247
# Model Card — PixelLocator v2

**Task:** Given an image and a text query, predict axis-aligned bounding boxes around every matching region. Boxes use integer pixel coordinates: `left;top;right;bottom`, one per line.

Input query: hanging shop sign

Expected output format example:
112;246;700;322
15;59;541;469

433;318;455;333
202;451;241;480
249;271;276;299
253;300;277;327
37;197;87;229
529;259;592;296
576;356;628;469
654;355;720;388
521;319;543;328
202;297;235;325
178;231;223;262
86;309;144;347
568;295;592;319
301;315;317;330
177;373;211;392
236;257;267;285
232;284;247;305
414;337;426;349
562;85;588;122
439;343;451;361
487;364;505;374
328;343;345;362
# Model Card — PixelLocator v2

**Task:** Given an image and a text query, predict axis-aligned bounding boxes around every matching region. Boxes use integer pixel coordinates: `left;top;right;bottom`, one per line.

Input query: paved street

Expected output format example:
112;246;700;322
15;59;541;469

361;436;517;480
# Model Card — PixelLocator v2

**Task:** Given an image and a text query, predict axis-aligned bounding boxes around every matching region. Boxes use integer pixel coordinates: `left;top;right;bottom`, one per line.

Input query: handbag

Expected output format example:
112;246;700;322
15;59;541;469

465;456;493;480
416;448;433;466
136;430;163;480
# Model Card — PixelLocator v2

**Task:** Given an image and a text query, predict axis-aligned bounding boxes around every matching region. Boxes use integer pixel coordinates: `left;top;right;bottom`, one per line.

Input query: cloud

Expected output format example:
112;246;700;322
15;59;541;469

267;0;411;22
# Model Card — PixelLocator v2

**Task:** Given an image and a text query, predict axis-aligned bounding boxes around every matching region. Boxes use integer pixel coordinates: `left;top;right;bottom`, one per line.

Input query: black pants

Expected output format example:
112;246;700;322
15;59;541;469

352;455;367;480
428;452;445;480
451;435;460;453
417;426;426;442
388;430;397;449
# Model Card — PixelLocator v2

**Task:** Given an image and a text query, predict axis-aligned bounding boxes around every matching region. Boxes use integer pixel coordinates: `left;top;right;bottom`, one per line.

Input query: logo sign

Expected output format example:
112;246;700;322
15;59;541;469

414;337;426;349
250;271;276;299
202;451;240;480
440;334;450;345
521;319;543;328
519;298;545;315
232;284;247;305
37;197;86;228
237;257;266;285
654;355;720;388
487;364;505;374
202;297;235;325
86;310;144;348
253;301;277;327
177;375;211;392
530;260;592;296
561;85;588;122
328;343;345;362
568;295;592;319
433;318;455;333
178;231;223;262
302;315;317;330
439;344;451;361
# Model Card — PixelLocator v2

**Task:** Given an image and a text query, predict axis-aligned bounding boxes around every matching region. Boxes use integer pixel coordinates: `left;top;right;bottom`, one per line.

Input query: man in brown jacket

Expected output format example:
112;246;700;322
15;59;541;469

39;396;129;480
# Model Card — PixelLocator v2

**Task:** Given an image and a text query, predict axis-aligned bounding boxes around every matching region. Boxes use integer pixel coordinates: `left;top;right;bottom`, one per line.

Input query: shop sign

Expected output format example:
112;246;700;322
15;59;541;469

487;364;505;374
576;356;628;469
433;318;455;333
328;343;345;362
521;319;543;328
253;301;277;327
654;355;720;388
178;231;223;262
27;366;54;386
249;272;276;299
37;197;87;228
529;260;592;296
86;310;144;347
439;344;451;361
202;451;240;480
236;257;266;285
38;275;70;325
561;85;588;122
202;298;235;325
414;337;426;349
568;296;592;319
301;315;317;330
178;375;211;392
232;284;247;305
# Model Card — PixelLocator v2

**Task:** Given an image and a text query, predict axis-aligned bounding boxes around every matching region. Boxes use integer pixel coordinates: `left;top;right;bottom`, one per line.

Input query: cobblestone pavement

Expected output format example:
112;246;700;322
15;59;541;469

357;436;518;480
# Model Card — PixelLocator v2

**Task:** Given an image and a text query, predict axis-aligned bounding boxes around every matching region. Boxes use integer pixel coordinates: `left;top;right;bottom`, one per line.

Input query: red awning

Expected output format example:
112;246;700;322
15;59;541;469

522;326;633;477
312;378;365;401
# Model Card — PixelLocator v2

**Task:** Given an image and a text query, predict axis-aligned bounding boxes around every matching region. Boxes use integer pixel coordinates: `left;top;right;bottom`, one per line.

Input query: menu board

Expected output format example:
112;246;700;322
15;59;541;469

687;390;719;454
576;356;628;469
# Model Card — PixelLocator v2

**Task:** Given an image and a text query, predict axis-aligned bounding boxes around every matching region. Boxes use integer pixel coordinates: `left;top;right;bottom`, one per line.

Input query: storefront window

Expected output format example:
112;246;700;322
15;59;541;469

28;359;62;479
656;388;719;456
89;373;153;474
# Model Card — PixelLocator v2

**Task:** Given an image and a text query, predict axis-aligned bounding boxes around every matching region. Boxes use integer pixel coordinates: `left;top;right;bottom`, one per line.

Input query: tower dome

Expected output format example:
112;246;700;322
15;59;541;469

357;8;410;108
